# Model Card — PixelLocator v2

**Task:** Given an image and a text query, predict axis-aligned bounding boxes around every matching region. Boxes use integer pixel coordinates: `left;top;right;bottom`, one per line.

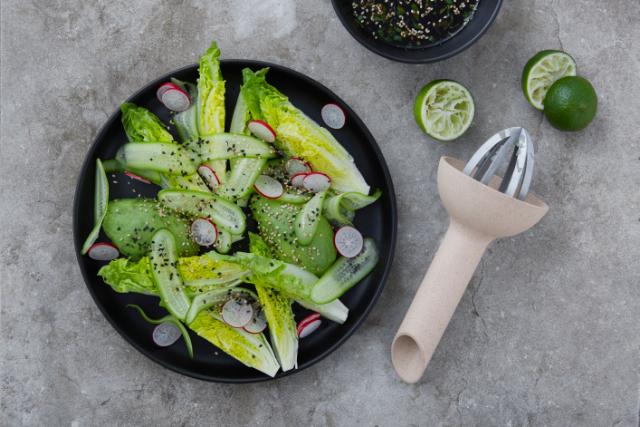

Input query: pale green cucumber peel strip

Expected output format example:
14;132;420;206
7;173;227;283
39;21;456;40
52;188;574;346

81;159;109;254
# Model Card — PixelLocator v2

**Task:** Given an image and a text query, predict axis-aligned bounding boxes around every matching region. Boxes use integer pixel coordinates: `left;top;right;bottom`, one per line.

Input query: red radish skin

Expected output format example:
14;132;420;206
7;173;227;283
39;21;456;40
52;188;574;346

290;172;309;188
334;226;364;258
197;164;221;190
88;242;119;261
303;172;331;192
243;308;267;334
321;103;347;129
124;171;152;184
297;313;322;338
253;175;284;199
161;87;191;112
191;218;218;246
247;120;276;143
156;82;181;101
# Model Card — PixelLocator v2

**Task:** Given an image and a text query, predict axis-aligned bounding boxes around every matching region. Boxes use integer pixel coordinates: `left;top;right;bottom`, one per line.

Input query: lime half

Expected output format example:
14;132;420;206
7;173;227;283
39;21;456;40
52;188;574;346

522;50;577;110
414;80;475;142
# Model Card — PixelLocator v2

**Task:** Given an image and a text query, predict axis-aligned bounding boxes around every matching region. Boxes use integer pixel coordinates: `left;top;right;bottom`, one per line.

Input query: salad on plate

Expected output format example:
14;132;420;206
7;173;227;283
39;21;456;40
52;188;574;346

81;40;381;377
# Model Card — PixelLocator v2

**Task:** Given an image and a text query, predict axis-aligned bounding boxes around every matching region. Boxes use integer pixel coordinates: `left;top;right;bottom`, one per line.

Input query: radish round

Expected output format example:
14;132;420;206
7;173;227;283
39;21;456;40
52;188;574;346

152;322;181;347
243;307;267;334
88;242;119;261
285;158;311;177
303;172;331;192
290;172;309;188
156;82;181;102
334;226;364;258
191;218;218;247
197;164;221;190
124;170;152;184
161;87;191;112
247;120;276;143
253;175;283;199
297;313;322;338
321;103;346;129
222;298;254;328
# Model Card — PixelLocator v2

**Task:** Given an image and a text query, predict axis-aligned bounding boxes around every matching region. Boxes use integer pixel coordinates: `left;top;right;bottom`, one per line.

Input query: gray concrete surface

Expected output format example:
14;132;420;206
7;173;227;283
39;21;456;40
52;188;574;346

1;0;639;426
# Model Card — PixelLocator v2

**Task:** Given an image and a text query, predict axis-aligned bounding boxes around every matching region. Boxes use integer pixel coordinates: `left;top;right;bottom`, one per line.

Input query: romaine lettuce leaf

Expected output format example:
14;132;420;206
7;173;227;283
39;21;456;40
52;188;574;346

255;285;298;371
241;68;370;194
197;41;225;136
98;257;158;296
188;310;280;377
120;103;174;143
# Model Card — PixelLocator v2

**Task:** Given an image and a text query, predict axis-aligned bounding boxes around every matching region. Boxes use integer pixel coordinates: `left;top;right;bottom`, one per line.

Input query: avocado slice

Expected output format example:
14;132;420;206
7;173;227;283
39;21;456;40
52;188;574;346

250;195;336;275
103;199;198;259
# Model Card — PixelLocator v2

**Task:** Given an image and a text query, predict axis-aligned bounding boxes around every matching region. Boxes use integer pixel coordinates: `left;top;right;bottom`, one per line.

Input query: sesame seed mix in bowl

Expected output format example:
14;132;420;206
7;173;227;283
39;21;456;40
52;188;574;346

352;0;480;48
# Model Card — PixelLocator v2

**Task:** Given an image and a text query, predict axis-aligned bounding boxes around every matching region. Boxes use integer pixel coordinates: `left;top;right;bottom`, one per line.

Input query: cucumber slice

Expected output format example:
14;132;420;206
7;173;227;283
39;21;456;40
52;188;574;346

150;229;191;321
295;191;327;246
158;189;246;234
230;92;250;134
296;298;349;324
192;133;276;161
335;189;382;211
323;196;355;226
185;288;232;324
174;101;199;143
217;158;266;200
279;191;311;204
81;159;109;254
310;238;379;304
116;143;198;175
213;228;244;254
206;159;228;184
162;173;210;192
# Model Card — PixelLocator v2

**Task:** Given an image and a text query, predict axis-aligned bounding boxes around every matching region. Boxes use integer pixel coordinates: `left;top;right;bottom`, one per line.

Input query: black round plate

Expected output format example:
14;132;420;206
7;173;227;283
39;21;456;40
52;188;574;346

331;0;503;63
73;60;397;383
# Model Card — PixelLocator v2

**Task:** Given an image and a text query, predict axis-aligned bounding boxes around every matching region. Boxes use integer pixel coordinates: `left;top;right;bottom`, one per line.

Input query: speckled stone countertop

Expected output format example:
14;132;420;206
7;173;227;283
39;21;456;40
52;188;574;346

1;1;639;425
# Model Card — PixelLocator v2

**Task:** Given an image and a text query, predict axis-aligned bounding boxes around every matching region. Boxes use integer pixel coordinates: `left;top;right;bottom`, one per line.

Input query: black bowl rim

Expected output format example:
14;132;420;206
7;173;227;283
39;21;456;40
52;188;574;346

331;0;503;64
72;59;398;383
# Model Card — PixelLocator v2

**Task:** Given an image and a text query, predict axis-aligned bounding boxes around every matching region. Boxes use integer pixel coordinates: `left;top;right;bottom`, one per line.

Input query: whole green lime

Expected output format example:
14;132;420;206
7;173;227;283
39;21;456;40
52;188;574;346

543;76;597;131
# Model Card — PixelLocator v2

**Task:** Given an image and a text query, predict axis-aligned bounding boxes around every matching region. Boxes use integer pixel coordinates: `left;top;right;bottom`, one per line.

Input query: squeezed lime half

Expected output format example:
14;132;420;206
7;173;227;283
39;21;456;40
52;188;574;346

414;80;475;142
522;50;577;110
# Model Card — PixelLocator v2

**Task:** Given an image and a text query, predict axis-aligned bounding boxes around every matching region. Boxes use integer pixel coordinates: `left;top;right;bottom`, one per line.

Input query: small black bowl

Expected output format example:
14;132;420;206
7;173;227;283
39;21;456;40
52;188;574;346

332;0;503;63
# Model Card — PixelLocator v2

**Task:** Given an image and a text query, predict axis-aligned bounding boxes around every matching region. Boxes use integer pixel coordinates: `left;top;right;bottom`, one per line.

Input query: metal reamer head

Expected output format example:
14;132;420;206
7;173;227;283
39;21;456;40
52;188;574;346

462;127;534;201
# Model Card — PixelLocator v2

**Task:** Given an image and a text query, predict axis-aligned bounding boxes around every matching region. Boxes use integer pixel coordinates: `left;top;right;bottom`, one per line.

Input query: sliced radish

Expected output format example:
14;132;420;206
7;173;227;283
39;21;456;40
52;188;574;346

253;175;283;199
321;103;346;129
191;218;218;247
290;172;309;188
156;82;181;102
88;242;119;261
124;170;152;184
243;307;267;334
334;226;364;258
152;322;181;347
297;313;322;338
222;298;254;328
303;172;331;192
161;87;191;112
286;158;311;177
247;120;276;143
197;164;221;190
